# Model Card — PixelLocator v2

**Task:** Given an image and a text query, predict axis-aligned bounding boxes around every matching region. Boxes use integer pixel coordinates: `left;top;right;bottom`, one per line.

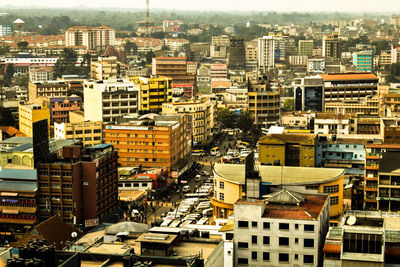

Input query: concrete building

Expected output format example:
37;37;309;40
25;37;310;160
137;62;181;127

248;76;280;127
325;95;379;116
323;210;400;266
289;55;308;67
104;114;191;175
83;79;140;123
126;76;173;114
37;144;118;225
18;104;50;137
30;96;82;124
298;40;314;57
28;80;69;101
227;37;245;70
54;111;102;147
281;112;314;130
210;64;228;80
90;56;118;80
151;57;196;86
308;58;325;74
377;151;400;212
257;36;275;70
0;169;37;226
0;25;12;37
29;66;54;82
353;50;373;72
391;45;400;64
314;113;353;135
293;76;324;112
212;35;230;47
234;190;329;266
162;99;215;145
245;41;258;71
258;133;316;167
379;50;391;66
211;163;345;220
379;117;400;144
322;33;339;59
319;73;378;103
65;25;115;50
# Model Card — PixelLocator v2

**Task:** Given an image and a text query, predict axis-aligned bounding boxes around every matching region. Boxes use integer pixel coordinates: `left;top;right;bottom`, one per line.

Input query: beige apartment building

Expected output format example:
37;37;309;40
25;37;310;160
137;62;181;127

28;80;69;101
90;56;119;80
54;111;102;147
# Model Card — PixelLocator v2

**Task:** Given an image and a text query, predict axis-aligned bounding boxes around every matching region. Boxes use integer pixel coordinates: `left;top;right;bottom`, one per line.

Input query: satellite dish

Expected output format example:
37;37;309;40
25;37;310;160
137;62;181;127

347;216;357;226
71;231;78;238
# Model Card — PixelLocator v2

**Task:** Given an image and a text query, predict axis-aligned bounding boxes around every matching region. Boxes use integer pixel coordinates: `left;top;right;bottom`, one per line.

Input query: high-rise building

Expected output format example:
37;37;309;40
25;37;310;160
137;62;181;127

353;50;373;72
126;76;173;114
18;104;50;137
234;190;329;266
90;56;119;80
245;41;258;71
83;79;140;123
293;76;324;112
298;40;314;57
257;36;275;70
65;25;115;50
322;33;339;59
151;57;196;86
37;144;118;225
31;96;82;124
227;37;245;70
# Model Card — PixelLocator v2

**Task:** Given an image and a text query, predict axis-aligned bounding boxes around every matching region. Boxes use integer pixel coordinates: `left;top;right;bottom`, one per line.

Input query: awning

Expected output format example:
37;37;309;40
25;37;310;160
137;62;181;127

1;192;18;197
2;209;19;214
118;190;146;202
323;243;341;253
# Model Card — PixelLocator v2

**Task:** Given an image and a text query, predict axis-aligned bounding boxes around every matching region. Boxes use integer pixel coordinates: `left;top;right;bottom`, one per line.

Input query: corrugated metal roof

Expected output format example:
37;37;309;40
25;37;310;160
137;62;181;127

0;137;32;144
213;164;344;185
0;169;37;180
9;143;33;152
0;181;37;192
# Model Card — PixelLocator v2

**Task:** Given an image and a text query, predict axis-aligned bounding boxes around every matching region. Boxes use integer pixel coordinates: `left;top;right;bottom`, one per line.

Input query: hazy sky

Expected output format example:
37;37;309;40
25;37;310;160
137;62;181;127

0;0;399;13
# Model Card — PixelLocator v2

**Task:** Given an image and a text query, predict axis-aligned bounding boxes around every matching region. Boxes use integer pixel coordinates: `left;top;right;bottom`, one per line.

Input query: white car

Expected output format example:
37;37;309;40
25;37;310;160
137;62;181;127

195;175;202;181
182;185;191;193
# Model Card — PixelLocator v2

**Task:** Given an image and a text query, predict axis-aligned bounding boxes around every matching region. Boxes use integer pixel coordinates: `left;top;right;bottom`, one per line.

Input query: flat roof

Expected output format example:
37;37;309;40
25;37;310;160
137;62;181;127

136;233;178;245
213;163;344;185
319;73;378;81
0;169;37;180
0;181;37;192
0;137;31;144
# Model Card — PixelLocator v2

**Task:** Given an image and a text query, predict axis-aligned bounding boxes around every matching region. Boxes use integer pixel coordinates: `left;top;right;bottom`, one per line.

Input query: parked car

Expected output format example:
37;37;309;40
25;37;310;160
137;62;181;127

182;185;191;193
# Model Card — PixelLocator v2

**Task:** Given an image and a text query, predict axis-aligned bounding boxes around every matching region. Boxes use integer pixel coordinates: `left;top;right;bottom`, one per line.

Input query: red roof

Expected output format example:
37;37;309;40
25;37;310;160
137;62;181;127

320;73;378;81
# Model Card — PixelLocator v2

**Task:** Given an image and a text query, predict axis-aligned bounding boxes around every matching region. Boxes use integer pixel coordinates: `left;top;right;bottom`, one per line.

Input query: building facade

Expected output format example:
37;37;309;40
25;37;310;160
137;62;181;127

353;50;373;72
65;25;115;50
18;104;50;137
298;40;314;57
293;76;324;112
151;57;196;86
322;33;339;59
28;81;69;101
258;36;275;70
90;56;119;80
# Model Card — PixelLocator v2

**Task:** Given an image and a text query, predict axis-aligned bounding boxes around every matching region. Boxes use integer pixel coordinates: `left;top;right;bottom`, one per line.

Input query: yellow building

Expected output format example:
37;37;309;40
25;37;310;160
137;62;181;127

53;111;102;147
258;133;317;167
18;104;50;137
127;76;173;114
379;50;392;66
211;163;345;220
90;56;118;80
162;99;215;145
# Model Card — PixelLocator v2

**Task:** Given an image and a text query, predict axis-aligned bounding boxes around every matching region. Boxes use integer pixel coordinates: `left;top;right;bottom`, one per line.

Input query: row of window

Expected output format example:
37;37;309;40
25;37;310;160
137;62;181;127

239;236;314;247
66;129;101;134
238;253;314;264
118;182;149;188
238;221;315;232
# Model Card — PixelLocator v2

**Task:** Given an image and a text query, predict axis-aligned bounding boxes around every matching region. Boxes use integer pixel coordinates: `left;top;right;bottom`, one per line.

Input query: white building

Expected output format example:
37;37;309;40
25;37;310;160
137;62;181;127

65;25;115;50
314;114;352;135
233;190;330;266
257;36;275;70
83;79;140;123
308;58;325;74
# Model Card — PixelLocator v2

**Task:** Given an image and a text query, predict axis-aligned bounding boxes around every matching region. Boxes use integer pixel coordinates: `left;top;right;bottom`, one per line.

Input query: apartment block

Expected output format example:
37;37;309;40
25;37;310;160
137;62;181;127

29;66;54;82
319;73;378;103
258;36;275;70
210;63;228;80
245;41;258;70
298;40;314;57
104;114;191;174
83;79;140;123
162;99;215;145
31;96;82;124
234;191;329;266
258;133;317;167
126;76;173;114
28;80;69;101
377;151;400;212
308;58;325;74
65;25;115;50
293;76;324;112
151;57;196;86
90;56;119;80
325;95;379;116
353;50;373;72
314;113;353;135
379;50;391;66
54;111;102;147
18;104;50;137
323;33;339;59
37;144;118;225
227;36;245;70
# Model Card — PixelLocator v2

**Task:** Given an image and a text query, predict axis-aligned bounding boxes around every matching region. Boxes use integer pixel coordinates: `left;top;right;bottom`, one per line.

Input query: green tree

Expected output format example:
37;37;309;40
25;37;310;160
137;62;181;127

124;41;138;56
237;110;254;134
54;48;79;78
283;99;294;112
3;64;15;87
145;51;155;64
0;107;16;127
14;75;29;87
17;41;28;50
0;46;10;56
216;108;235;129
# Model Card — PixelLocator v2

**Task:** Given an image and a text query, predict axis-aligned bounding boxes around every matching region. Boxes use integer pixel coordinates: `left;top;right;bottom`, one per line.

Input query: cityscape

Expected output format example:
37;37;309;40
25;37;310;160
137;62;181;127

0;0;400;266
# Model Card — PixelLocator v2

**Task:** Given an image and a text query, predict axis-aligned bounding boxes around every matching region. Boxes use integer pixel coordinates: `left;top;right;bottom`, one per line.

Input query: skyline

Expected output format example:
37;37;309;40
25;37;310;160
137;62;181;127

0;0;400;13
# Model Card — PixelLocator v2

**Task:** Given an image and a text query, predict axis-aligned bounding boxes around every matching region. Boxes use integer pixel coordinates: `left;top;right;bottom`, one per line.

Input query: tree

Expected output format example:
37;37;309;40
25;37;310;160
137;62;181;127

17;41;28;50
237;110;254;134
283;99;294;112
54;48;79;78
124;41;138;56
3;64;14;87
14;75;29;87
145;51;155;64
216;108;235;129
0;107;16;127
0;46;10;56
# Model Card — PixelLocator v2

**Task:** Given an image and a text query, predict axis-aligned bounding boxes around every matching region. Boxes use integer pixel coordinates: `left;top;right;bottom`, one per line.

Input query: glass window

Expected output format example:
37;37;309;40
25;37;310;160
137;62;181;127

263;252;270;261
279;253;289;262
252;221;257;228
279;223;289;230
279;237;289;246
251;251;257;260
304;255;314;264
304;239;314;248
263;222;270;229
238;258;248;264
252;235;257;244
263;236;270;245
238;242;248;248
330;196;339;206
238;221;248;228
304;224;314;232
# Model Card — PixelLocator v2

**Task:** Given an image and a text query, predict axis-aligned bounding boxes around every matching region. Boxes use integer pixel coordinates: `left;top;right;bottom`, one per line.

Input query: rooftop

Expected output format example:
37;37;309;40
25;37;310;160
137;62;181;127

0;168;37;181
260;133;316;143
0;181;37;192
213;163;344;185
319;72;378;81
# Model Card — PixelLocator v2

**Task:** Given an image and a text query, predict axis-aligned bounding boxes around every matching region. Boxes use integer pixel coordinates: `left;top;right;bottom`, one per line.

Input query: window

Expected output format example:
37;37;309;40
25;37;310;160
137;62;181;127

219;181;224;189
252;235;257;244
279;253;289;262
323;185;339;193
238;221;248;228
295;238;298;244
252;251;257;260
238;242;248;248
304;224;314;232
330;196;339;206
238;258;248;264
304;239;314;248
263;236;270;245
219;193;224;201
279;223;289;230
295;254;298;260
279;237;289;246
252;221;258;227
263;222;270;229
263;252;270;261
305;185;318;190
295;224;299;229
303;255;314;264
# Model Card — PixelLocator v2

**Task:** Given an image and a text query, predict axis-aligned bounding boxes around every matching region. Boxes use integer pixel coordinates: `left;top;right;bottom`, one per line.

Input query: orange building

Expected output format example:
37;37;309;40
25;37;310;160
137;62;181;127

104;114;191;176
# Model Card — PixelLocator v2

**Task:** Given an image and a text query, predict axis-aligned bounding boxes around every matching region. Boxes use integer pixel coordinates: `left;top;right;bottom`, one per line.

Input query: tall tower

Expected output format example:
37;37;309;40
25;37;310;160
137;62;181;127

145;0;150;38
13;18;24;43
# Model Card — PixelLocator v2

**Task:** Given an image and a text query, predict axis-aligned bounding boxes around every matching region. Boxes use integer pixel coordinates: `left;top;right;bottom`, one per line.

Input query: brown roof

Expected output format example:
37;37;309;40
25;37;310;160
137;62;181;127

267;133;316;143
319;73;378;81
262;194;328;220
0;126;25;137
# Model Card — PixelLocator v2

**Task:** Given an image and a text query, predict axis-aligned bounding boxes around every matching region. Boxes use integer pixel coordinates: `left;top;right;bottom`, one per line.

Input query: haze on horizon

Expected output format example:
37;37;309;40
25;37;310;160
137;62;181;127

0;0;400;13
